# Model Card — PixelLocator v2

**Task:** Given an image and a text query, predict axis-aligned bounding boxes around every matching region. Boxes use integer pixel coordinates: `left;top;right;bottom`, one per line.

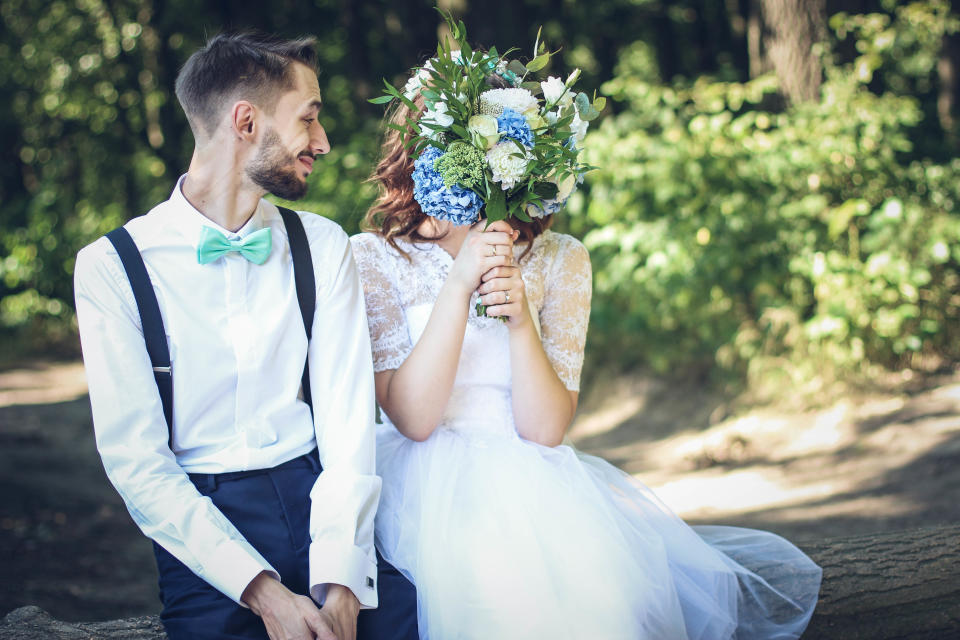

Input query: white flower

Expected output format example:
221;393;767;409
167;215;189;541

486;142;530;190
420;102;454;140
468;114;500;150
545;110;559;125
540;76;572;108
403;65;434;100
569;112;589;145
479;88;538;117
403;76;422;101
554;173;578;200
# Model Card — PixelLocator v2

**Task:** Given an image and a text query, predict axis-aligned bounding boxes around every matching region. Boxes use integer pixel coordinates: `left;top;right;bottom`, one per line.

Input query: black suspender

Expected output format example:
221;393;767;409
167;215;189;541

104;206;316;445
276;207;316;415
105;227;175;446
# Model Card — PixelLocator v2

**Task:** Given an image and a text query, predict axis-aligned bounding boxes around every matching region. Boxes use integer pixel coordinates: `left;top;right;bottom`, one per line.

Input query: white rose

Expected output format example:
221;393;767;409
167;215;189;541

540;76;572;108
554;173;577;200
467;114;500;150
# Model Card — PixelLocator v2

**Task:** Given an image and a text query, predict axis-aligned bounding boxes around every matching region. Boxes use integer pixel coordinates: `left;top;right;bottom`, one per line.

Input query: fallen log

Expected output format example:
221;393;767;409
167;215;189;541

2;524;958;639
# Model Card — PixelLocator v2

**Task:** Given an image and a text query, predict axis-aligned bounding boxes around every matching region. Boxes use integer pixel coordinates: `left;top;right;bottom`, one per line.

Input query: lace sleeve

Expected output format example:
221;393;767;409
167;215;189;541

349;234;413;372
539;235;592;391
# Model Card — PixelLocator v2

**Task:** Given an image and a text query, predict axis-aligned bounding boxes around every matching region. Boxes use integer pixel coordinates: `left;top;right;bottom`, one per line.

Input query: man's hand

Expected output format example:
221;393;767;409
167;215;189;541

318;584;360;640
242;571;340;640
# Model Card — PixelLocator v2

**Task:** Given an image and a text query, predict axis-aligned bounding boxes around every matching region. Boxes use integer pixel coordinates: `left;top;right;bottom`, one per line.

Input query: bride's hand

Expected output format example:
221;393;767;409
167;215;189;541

477;261;531;329
447;220;516;297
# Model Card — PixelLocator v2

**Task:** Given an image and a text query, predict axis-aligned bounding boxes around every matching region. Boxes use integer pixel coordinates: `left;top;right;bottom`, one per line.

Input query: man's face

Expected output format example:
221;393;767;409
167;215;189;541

246;63;330;200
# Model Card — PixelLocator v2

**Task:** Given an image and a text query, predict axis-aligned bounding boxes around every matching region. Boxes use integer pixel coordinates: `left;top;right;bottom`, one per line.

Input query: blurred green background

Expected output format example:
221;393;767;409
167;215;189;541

1;0;958;396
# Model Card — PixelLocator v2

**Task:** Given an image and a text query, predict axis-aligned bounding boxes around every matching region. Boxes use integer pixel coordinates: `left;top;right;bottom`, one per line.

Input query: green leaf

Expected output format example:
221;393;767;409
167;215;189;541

368;95;394;104
575;92;590;113
533;181;559;199
525;53;550;73
513;205;532;222
508;60;527;77
485;184;506;222
593;96;607;112
521;81;543;95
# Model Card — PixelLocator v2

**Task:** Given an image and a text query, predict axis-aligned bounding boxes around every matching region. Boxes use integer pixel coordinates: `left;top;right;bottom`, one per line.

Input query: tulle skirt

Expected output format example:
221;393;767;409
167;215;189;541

375;424;821;640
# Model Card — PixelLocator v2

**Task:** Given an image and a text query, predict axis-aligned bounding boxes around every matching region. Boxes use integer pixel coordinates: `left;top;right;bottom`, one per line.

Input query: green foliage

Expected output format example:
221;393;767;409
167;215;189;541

573;1;960;392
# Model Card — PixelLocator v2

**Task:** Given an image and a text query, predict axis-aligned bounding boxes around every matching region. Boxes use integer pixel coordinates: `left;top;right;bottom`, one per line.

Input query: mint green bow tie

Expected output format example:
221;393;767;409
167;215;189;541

197;226;272;265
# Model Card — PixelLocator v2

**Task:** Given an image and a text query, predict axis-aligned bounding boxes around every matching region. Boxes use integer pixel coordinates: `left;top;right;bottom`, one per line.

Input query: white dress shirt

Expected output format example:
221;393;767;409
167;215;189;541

74;177;381;608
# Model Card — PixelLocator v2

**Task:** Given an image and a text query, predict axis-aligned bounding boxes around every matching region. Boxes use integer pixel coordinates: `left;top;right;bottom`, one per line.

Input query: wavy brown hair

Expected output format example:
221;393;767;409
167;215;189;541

363;95;552;258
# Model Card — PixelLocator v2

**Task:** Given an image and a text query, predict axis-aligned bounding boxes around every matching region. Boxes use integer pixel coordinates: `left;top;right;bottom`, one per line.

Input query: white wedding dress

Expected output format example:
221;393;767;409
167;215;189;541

351;230;821;640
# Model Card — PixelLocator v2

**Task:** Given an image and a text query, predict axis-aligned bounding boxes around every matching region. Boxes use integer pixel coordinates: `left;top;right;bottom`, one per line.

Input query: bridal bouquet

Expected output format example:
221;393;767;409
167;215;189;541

371;12;605;226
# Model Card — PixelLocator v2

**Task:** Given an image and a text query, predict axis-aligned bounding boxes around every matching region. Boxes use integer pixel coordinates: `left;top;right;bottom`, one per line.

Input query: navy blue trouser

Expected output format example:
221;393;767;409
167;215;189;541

152;450;418;640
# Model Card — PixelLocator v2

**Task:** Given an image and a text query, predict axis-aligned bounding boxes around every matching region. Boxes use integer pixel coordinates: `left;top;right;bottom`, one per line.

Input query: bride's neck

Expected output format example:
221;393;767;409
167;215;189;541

416;218;470;259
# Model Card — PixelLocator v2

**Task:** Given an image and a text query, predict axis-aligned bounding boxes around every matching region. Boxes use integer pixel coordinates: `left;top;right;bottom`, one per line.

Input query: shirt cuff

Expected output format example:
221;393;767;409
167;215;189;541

203;538;280;606
309;541;378;609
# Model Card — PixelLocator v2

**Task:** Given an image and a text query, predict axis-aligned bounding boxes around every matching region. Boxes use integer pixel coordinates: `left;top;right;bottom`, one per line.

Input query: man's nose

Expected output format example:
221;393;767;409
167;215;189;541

311;122;330;155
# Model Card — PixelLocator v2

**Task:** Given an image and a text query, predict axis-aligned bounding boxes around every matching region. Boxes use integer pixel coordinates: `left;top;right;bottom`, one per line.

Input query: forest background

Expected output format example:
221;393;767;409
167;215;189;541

1;0;958;394
1;0;959;623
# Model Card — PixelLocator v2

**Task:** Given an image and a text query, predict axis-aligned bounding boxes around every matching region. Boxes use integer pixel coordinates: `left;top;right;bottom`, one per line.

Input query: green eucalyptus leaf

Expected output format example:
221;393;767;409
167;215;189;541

507;60;527;77
521;81;543;95
574;92;590;113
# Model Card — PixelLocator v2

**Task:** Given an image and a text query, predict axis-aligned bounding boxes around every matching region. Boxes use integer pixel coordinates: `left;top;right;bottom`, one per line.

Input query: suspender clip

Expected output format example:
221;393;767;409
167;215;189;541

153;366;171;373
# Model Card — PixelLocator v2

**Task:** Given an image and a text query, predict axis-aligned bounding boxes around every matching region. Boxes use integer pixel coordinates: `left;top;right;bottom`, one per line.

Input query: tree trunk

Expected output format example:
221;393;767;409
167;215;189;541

755;0;826;104
2;525;959;639
802;524;960;639
939;30;960;145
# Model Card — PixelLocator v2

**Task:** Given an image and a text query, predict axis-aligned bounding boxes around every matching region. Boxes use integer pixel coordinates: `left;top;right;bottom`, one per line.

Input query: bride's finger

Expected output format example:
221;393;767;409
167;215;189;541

477;275;518;296
480;265;518;283
483;220;515;236
480;290;513;307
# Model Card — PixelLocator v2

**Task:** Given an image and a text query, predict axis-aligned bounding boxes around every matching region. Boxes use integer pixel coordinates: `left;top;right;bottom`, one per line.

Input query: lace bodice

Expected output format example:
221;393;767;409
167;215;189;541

350;230;592;395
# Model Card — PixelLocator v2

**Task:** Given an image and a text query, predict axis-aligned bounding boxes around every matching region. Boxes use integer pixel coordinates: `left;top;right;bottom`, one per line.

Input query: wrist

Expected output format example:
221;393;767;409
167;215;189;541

242;571;281;616
441;275;475;304
324;583;360;615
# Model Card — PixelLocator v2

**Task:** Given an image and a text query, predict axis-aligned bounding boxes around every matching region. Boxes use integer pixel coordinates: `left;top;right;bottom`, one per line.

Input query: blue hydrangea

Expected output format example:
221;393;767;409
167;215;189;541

527;197;567;218
412;146;483;226
496;108;534;148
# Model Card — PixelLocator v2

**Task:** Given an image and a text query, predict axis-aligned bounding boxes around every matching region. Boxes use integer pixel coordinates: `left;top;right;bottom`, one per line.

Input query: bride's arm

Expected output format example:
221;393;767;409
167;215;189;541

478;237;591;447
508;313;578;446
376;222;516;441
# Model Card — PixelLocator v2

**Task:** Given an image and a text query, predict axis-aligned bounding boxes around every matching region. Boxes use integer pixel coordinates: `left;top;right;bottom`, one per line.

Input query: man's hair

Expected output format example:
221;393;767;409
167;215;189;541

175;32;317;138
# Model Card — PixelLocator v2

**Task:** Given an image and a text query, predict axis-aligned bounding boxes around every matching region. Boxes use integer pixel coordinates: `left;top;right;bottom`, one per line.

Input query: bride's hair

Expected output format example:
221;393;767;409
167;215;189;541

362;92;552;258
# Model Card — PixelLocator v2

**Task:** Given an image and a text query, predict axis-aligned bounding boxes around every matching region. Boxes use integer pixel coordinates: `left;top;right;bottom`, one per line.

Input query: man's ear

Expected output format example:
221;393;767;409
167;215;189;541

231;101;257;141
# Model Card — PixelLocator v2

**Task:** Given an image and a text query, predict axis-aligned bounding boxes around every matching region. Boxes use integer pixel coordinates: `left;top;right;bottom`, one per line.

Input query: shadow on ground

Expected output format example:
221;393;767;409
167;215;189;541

0;396;159;621
1;361;959;621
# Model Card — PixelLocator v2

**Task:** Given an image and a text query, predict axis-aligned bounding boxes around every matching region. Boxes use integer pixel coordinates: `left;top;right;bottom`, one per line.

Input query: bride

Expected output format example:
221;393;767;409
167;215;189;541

350;28;820;640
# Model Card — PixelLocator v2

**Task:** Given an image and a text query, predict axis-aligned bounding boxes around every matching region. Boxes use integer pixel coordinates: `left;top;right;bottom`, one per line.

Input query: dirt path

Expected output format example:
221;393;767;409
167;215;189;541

2;359;958;621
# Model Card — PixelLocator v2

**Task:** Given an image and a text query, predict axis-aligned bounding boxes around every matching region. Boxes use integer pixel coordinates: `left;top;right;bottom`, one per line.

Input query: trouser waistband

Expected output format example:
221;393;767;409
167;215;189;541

187;448;321;492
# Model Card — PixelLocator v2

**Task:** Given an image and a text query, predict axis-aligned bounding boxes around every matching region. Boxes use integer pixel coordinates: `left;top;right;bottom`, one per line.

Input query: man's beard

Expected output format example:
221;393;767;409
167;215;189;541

246;128;311;201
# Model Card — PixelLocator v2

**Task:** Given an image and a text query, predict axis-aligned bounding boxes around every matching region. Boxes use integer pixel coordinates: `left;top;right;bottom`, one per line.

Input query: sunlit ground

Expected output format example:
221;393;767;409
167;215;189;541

1;359;959;621
569;370;960;539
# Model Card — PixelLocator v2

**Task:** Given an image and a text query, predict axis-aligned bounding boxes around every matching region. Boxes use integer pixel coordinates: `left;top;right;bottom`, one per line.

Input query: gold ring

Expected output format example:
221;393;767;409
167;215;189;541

492;245;498;256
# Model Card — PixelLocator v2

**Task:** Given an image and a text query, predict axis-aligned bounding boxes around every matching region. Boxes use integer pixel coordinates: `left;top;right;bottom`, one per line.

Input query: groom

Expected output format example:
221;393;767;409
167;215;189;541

74;33;417;640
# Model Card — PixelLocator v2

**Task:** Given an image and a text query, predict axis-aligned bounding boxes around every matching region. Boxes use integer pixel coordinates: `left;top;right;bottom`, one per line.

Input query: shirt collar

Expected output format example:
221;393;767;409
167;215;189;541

167;174;270;249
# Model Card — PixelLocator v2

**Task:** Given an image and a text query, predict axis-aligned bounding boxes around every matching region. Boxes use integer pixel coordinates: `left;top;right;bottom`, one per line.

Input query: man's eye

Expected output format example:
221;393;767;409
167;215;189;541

304;118;315;125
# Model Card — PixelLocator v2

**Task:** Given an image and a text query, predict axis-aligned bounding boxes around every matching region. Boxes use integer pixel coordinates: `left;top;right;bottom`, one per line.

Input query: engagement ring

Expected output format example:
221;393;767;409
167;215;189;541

505;292;510;302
